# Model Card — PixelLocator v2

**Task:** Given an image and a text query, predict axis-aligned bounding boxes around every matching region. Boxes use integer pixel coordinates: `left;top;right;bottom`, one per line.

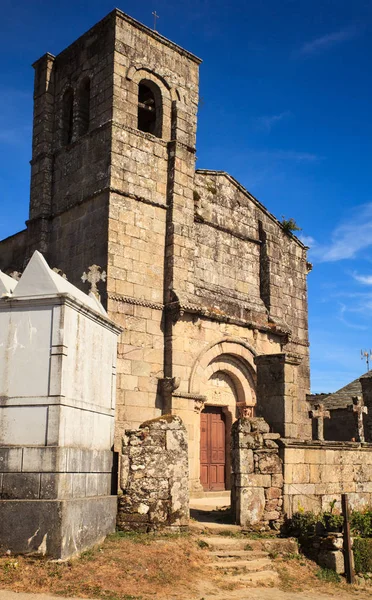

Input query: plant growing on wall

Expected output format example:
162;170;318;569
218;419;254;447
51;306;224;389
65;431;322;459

281;216;302;233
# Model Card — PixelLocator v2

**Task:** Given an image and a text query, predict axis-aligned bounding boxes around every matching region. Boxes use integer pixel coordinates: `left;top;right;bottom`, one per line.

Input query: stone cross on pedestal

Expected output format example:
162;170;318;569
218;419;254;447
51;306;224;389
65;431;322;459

309;403;330;441
52;267;67;280
81;265;106;300
348;396;368;443
9;271;21;281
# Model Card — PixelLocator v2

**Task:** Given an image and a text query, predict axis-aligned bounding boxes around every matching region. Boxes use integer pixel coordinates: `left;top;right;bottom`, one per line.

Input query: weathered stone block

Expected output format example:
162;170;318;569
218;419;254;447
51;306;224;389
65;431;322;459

258;453;282;474
265;487;282;500
239;487;265;526
0;448;23;473
271;474;284;488
2;473;40;500
232;449;254;474
318;550;345;574
250;418;270;434
235;473;271;487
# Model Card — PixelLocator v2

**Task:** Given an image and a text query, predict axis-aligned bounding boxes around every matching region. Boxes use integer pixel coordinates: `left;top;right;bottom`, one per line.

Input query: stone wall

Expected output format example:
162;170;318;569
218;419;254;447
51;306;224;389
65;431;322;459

118;415;189;532
231;417;284;529
282;441;372;516
0;8;312;493
194;170;311;431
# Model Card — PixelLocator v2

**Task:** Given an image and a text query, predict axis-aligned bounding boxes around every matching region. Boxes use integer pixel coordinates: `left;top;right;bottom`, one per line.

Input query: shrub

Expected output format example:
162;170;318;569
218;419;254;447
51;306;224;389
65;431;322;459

353;538;372;573
323;512;344;532
287;511;320;539
350;510;372;538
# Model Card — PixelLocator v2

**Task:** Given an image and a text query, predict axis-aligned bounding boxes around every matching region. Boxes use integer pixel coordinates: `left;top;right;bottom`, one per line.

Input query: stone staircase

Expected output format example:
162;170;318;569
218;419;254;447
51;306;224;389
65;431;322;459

200;535;298;587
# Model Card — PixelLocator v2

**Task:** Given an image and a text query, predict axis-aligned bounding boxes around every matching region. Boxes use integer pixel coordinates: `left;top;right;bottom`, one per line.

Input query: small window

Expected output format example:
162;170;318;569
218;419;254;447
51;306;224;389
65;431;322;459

61;88;74;145
137;80;162;138
77;77;90;136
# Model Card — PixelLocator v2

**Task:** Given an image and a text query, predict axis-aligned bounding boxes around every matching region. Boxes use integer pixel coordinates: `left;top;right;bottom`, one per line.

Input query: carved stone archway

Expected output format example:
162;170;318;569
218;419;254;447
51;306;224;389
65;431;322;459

189;339;257;492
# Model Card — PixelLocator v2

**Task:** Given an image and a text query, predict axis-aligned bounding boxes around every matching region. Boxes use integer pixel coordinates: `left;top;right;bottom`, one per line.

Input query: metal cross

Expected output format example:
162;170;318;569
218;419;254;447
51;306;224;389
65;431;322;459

348;396;368;443
81;265;106;300
309;403;330;441
152;11;159;31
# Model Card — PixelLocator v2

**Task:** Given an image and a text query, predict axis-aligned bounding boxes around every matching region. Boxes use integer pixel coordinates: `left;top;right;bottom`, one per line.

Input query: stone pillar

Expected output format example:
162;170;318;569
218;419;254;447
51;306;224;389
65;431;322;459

360;372;372;442
28;53;55;258
231;417;283;530
254;353;302;438
118;415;189;532
0;252;121;559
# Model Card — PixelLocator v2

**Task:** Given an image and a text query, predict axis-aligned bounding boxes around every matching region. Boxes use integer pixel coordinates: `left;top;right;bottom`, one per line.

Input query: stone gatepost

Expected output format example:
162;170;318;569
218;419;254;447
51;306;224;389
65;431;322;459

118;415;189;532
0;252;122;559
231;417;283;530
254;353;302;438
360;372;372;442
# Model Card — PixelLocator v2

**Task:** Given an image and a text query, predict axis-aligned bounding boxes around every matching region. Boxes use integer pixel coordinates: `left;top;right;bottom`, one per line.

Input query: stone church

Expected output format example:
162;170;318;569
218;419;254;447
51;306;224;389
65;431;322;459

0;9;311;494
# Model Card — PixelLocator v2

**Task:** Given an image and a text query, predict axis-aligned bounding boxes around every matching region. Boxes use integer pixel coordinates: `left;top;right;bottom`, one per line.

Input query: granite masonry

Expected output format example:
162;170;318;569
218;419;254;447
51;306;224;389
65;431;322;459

231;417;283;529
0;9;311;493
1;10;372;547
118;415;189;532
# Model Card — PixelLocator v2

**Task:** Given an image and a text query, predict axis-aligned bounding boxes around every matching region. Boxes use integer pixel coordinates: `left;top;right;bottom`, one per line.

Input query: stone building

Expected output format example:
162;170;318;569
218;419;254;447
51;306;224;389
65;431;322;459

0;9;311;493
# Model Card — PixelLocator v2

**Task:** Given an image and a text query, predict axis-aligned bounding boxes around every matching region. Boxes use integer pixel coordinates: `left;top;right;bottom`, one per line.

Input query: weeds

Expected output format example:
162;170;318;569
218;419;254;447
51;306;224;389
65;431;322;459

315;567;341;583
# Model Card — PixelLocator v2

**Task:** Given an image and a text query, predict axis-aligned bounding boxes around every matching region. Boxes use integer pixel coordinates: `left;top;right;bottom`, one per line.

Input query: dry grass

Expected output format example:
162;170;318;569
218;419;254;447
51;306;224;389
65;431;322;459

1;533;372;600
275;553;370;598
0;531;207;600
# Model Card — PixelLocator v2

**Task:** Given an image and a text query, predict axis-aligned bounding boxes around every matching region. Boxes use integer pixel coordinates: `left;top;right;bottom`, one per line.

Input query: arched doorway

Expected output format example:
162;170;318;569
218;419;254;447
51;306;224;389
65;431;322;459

189;340;257;493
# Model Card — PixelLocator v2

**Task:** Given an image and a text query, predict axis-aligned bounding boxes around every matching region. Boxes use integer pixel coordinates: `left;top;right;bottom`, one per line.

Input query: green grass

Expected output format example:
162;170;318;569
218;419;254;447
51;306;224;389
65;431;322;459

315;568;341;583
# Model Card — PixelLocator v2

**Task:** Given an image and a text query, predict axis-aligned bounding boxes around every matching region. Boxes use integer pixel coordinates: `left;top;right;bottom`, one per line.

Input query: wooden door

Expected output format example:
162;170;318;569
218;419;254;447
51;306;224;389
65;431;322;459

200;406;226;491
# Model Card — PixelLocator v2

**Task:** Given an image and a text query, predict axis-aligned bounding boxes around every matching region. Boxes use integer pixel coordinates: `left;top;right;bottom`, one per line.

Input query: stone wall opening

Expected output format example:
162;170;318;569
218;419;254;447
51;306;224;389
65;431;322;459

61;88;74;145
137;80;162;138
77;77;91;136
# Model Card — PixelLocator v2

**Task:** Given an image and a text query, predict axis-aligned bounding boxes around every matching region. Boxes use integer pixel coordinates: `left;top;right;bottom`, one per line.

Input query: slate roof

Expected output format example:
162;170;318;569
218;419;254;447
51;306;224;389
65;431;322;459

308;373;371;410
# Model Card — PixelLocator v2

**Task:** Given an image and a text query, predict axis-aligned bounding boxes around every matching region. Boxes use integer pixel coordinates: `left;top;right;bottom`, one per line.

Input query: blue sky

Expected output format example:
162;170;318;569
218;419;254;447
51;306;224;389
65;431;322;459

0;0;372;393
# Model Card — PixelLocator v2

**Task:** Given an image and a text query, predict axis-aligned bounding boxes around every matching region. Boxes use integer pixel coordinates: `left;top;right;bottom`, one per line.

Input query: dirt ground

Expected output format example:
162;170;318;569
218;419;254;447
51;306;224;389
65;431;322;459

0;531;371;600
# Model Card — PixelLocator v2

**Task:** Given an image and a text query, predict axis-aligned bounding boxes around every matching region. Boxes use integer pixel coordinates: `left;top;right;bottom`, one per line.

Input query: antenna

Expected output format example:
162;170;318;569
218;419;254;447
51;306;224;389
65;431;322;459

361;349;372;372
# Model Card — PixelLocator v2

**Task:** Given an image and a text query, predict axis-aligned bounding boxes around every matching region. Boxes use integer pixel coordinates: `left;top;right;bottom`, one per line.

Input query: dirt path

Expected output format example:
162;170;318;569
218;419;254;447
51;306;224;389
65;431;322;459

1;589;371;600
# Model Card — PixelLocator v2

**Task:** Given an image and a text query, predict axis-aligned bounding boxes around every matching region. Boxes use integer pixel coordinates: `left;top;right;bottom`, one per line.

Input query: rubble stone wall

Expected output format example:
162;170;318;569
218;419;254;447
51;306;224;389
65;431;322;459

231;417;284;529
117;415;189;532
282;442;372;517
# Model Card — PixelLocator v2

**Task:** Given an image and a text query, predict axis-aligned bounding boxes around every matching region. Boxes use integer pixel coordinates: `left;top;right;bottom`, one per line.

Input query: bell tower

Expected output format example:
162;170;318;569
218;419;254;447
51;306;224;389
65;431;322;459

27;10;202;437
28;10;201;295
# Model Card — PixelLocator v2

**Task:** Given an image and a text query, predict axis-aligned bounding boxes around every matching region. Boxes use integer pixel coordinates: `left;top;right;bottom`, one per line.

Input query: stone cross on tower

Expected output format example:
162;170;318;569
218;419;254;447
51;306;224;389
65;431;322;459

348;396;368;443
309;403;330;441
81;265;106;300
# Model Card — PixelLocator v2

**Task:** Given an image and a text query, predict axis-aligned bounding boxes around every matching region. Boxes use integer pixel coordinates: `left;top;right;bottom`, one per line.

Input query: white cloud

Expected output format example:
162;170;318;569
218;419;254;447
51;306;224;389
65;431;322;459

352;273;372;285
249;149;321;163
299;234;315;247
311;203;372;262
299;28;358;56
254;111;292;133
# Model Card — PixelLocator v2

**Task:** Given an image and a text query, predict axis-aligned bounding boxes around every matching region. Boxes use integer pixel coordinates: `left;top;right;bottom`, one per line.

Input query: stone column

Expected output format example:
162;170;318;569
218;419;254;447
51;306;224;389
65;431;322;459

254;353;302;438
231;417;283;529
28;53;55;258
360;373;372;442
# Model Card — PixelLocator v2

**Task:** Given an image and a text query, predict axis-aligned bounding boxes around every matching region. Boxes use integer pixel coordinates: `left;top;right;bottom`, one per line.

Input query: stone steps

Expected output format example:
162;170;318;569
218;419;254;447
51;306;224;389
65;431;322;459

210;557;272;571
210;549;269;559
231;569;280;586
200;534;297;588
202;534;298;554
